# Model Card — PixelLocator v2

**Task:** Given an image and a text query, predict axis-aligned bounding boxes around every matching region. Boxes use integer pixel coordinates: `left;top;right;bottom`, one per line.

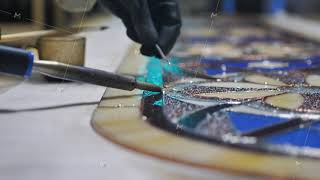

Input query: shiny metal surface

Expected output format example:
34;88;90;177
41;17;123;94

34;60;162;92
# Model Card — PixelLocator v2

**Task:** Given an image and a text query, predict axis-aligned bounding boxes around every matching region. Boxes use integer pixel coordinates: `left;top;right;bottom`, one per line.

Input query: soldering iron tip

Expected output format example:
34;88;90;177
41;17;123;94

135;81;162;92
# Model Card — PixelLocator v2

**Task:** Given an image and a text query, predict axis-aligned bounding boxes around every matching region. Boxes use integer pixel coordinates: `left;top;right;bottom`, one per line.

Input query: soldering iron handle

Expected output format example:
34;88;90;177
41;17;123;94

0;45;160;92
0;45;34;77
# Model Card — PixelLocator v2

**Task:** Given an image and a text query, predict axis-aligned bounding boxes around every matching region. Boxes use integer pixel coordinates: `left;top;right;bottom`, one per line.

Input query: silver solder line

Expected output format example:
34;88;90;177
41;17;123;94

155;44;170;63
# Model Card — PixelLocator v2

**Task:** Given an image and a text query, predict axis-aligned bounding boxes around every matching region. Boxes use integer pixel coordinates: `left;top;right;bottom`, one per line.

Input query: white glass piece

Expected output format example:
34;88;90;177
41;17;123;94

247;42;303;58
248;61;288;69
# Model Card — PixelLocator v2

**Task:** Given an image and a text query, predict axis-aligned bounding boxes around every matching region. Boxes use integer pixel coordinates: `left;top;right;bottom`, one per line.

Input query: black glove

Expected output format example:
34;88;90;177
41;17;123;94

99;0;182;57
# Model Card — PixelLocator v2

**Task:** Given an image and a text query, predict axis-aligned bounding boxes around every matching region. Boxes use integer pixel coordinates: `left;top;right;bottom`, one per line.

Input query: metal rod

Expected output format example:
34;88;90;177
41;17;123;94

242;118;311;137
155;44;169;63
33;60;162;92
155;44;216;80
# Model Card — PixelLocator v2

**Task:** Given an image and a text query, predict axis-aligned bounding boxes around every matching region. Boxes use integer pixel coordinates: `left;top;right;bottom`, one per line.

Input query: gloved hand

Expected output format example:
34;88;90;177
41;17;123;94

99;0;182;57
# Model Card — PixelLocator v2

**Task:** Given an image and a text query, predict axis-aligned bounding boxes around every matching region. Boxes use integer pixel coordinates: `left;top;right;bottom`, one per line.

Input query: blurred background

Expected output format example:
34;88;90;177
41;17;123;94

1;0;320;35
178;0;320;15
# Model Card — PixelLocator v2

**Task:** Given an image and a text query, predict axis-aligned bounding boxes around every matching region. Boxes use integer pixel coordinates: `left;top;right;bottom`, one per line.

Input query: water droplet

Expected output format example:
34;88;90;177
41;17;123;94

210;12;217;18
176;124;183;130
99;160;109;168
142;116;147;121
306;59;312;65
57;87;64;93
221;64;227;72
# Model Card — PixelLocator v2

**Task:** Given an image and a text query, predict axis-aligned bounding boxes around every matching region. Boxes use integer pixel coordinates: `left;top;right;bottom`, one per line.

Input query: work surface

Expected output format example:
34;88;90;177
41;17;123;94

0;19;154;180
3;15;320;180
0;17;248;180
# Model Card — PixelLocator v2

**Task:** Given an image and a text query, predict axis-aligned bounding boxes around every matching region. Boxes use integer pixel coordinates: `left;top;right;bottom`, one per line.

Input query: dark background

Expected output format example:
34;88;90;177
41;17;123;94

0;0;319;30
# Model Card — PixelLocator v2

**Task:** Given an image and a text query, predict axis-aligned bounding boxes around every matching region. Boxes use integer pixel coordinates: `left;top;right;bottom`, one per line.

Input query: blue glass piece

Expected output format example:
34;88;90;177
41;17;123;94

310;56;320;65
200;57;320;75
205;68;224;75
222;0;236;15
228;112;288;133
265;125;320;148
312;122;320;129
248;59;316;72
153;99;163;107
224;61;249;68
146;57;163;86
143;57;163;96
265;0;287;14
205;68;238;75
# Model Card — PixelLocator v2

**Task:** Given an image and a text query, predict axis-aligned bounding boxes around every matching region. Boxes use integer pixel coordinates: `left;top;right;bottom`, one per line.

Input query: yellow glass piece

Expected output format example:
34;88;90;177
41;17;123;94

265;93;304;110
200;82;278;89
197;91;281;99
230;27;267;38
247;42;303;58
245;75;286;86
188;43;242;58
183;28;218;37
306;74;320;87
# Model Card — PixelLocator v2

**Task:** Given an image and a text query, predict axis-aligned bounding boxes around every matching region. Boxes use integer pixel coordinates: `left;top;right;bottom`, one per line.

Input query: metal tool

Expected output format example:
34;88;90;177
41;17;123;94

0;45;162;92
155;44;216;80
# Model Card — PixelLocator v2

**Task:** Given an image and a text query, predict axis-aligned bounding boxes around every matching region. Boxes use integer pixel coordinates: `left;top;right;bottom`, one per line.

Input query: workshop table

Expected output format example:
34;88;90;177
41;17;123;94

0;16;257;180
0;18;153;180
